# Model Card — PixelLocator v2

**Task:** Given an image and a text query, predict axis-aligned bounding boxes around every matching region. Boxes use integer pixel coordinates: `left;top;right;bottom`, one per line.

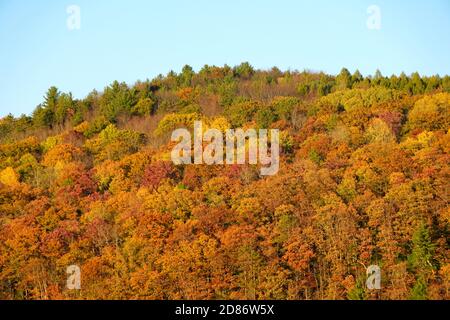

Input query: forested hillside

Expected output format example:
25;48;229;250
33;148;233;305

0;64;449;299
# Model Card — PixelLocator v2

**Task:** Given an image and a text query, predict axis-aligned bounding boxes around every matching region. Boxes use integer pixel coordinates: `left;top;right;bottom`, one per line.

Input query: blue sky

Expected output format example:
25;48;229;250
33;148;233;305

0;0;449;117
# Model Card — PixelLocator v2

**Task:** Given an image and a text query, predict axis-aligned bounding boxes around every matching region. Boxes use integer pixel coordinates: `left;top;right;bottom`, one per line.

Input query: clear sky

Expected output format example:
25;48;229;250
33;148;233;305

1;0;449;117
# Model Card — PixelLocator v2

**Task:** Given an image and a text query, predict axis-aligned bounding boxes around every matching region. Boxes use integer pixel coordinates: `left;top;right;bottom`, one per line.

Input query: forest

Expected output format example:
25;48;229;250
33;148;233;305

0;63;448;300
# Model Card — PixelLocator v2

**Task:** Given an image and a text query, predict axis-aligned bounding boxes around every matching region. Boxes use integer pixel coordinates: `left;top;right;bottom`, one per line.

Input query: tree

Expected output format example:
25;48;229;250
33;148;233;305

410;276;428;300
365;118;396;143
373;69;384;85
142;161;178;190
100;81;135;122
336;68;352;90
351;70;363;86
180;65;195;87
408;223;436;274
425;75;441;93
85;124;145;162
0;167;20;187
407;93;450;131
132;97;155;116
32;104;54;128
224;100;260;127
43;87;60;112
234;62;255;80
408;224;436;300
408;72;425;95
55;92;74;126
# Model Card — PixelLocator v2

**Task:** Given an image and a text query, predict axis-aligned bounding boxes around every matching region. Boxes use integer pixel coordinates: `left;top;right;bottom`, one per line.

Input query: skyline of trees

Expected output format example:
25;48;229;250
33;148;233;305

1;64;450;140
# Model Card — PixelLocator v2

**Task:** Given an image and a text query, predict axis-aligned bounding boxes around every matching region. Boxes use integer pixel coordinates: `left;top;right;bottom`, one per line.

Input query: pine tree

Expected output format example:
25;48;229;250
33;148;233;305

408;223;436;273
336;68;352;90
351;70;363;86
373;69;383;85
408;223;436;300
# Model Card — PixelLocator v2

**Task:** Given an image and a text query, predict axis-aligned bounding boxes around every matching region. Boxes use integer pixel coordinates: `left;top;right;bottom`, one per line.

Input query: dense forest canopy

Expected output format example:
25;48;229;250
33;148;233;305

0;63;449;300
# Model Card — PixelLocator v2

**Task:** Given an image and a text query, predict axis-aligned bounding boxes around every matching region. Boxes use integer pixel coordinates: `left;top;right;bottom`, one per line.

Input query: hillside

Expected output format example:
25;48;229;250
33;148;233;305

0;64;449;300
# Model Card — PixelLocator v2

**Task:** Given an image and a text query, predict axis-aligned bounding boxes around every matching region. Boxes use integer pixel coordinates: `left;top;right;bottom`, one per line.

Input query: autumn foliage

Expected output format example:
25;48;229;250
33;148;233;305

0;65;449;300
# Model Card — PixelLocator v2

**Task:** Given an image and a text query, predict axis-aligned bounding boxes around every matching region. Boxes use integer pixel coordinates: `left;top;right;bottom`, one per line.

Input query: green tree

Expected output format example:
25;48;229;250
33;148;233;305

408;223;436;273
224;100;260;127
373;69;384;85
180;65;195;87
351;70;363;86
234;62;255;80
425;75;441;93
407;223;437;300
336;68;352;90
85;124;145;162
100;81;135;122
347;277;366;300
55;92;74;126
410;276;428;300
32;105;54;128
256;106;277;128
43;86;60;112
408;72;425;95
398;72;410;90
32;86;61;128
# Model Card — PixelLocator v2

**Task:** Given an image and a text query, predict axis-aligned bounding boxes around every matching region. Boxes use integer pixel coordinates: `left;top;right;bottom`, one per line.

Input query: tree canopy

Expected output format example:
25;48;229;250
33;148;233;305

0;64;449;300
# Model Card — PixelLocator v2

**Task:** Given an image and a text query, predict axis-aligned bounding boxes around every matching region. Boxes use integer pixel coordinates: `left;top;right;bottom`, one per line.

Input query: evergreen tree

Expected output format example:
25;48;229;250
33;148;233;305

408;223;436;273
351;70;363;86
407;223;436;300
180;65;195;87
32;104;54;128
409;72;425;95
336;68;352;90
43;86;60;112
373;69;383;85
234;62;255;80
